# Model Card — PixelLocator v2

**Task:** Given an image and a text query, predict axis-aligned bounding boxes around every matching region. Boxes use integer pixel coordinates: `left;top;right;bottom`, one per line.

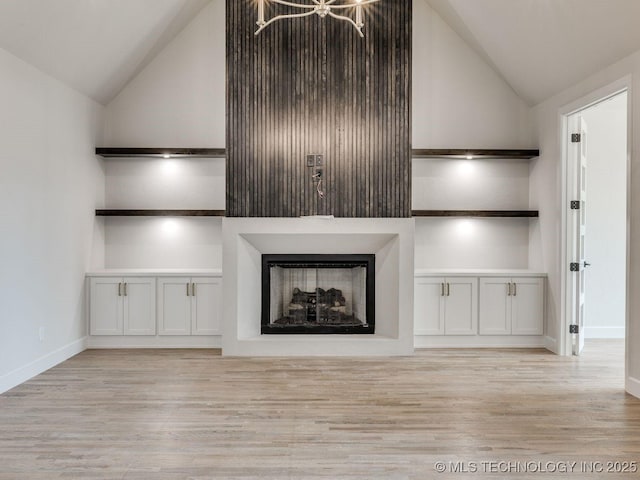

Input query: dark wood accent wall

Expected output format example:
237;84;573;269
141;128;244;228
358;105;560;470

226;0;411;217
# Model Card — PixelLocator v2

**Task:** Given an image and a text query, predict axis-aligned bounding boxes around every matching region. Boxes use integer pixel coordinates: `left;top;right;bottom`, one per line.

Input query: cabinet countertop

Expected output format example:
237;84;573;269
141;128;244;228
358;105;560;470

414;269;547;277
86;269;222;277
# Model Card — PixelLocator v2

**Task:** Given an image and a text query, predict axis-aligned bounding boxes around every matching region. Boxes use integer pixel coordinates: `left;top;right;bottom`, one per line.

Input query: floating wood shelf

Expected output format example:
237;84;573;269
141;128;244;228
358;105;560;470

411;149;539;159
95;148;225;158
96;210;225;217
412;210;539;218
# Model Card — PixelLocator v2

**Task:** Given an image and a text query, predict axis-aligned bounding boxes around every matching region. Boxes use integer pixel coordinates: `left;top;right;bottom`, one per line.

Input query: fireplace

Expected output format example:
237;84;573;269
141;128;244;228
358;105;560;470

261;254;375;334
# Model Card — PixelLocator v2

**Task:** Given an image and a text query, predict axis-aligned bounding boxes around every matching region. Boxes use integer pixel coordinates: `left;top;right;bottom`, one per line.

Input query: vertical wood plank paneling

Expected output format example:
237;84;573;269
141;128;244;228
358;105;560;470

226;0;411;218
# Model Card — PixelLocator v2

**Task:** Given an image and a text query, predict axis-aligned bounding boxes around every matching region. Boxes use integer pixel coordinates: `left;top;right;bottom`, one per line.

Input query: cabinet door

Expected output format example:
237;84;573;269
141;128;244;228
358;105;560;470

158;277;191;335
511;277;544;335
414;277;445;335
444;278;478;335
479;277;511;335
90;277;123;335
191;277;222;335
123;277;156;336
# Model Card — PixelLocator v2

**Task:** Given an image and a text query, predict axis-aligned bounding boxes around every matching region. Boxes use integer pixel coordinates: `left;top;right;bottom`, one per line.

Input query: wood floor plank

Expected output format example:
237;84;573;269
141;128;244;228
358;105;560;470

0;341;638;479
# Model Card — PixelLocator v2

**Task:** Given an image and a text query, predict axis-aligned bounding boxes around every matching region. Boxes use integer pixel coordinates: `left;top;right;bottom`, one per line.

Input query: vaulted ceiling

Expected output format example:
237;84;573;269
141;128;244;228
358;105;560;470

0;0;210;105
1;0;640;106
426;0;640;105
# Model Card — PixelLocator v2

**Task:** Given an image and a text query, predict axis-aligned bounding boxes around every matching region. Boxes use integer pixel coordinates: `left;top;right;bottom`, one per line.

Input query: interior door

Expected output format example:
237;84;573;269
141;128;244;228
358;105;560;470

573;117;588;355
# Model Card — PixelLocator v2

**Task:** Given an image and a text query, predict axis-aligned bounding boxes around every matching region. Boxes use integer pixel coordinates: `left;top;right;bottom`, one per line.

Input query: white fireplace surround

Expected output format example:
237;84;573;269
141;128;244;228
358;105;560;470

222;217;415;356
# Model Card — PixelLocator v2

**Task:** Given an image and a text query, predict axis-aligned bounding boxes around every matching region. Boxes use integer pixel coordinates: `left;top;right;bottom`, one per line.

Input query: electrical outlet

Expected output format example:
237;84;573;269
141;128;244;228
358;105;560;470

306;155;316;167
39;327;45;342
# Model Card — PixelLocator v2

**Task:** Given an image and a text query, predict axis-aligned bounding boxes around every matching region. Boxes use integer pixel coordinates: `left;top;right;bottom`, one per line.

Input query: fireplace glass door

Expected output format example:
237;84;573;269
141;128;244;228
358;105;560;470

262;255;375;334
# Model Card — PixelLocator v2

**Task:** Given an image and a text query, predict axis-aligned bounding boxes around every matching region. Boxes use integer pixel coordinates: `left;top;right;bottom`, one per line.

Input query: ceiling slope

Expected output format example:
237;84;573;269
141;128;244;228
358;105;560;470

427;0;640;105
0;0;210;105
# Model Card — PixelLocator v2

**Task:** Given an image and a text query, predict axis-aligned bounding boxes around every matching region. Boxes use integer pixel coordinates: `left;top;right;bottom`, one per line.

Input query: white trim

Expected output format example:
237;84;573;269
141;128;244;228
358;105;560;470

626;376;640;399
86;270;222;277
0;337;87;394
584;327;625;339
544;335;558;354
414;335;545;349
559;76;632;357
87;335;221;348
415;270;547;278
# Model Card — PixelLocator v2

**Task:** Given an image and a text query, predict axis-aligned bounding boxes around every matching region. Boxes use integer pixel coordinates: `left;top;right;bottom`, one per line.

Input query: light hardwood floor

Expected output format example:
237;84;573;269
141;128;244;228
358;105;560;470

1;341;638;479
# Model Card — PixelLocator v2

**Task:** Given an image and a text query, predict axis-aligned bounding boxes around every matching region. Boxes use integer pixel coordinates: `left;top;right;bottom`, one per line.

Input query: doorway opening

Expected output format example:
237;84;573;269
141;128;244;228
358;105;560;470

562;88;629;359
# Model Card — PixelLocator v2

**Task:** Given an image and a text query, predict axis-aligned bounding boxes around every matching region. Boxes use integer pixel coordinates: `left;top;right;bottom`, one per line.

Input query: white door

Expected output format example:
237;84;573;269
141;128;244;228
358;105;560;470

158;277;191;335
123;277;156;336
511;277;545;335
478;277;511;335
572;118;588;355
90;277;123;335
191;277;222;335
414;277;445;335
444;278;478;335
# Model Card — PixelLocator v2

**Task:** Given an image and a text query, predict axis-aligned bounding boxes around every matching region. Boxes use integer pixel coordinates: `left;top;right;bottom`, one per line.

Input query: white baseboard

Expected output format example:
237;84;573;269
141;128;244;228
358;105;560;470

584;326;625;339
626;376;640;399
0;337;87;394
414;335;545;349
87;335;221;349
544;335;558;354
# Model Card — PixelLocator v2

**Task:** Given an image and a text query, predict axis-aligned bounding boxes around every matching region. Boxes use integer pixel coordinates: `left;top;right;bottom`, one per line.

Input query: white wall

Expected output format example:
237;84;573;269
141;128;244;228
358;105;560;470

530;47;640;397
415;218;530;270
413;157;532;269
412;0;533;148
0;47;104;392
104;217;222;269
102;155;224;269
580;93;627;339
103;0;225;147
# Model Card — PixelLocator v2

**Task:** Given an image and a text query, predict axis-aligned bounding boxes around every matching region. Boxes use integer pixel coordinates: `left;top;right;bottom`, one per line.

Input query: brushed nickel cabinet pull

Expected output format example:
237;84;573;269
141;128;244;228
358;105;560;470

187;283;190;296
446;283;450;296
192;283;196;296
118;282;122;296
124;283;128;296
513;282;517;296
507;283;511;296
441;283;444;296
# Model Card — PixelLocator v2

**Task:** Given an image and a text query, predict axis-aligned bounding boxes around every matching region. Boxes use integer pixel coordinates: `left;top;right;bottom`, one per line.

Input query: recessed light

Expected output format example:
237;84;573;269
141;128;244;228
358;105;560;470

466;155;473;160
163;154;171;159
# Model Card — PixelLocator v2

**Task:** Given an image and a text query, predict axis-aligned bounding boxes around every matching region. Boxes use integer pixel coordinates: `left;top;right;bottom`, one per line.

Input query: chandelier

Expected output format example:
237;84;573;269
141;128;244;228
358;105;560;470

255;0;381;37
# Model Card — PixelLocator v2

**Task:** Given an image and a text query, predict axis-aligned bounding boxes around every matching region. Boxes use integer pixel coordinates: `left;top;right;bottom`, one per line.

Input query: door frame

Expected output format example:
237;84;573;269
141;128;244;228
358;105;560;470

559;76;632;364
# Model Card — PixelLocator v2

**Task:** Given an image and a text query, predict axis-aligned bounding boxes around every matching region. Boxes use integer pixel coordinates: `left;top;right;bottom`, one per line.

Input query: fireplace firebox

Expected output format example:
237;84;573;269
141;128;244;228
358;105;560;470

261;254;375;334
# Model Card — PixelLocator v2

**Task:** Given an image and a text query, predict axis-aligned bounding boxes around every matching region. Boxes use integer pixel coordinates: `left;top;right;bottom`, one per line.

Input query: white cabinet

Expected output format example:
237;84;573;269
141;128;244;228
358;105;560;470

90;277;156;336
414;277;445;335
158;277;222;336
414;277;477;336
479;277;544;336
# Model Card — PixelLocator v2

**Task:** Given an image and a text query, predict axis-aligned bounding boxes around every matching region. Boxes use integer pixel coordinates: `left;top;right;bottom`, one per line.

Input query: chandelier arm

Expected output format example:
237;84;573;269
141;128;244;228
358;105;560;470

327;0;380;9
326;10;364;37
269;0;318;9
255;9;318;35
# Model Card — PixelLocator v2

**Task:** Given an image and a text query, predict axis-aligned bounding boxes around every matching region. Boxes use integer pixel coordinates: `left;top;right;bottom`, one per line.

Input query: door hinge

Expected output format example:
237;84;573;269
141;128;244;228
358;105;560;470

570;262;580;272
570;201;580;210
571;133;581;143
569;325;579;334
